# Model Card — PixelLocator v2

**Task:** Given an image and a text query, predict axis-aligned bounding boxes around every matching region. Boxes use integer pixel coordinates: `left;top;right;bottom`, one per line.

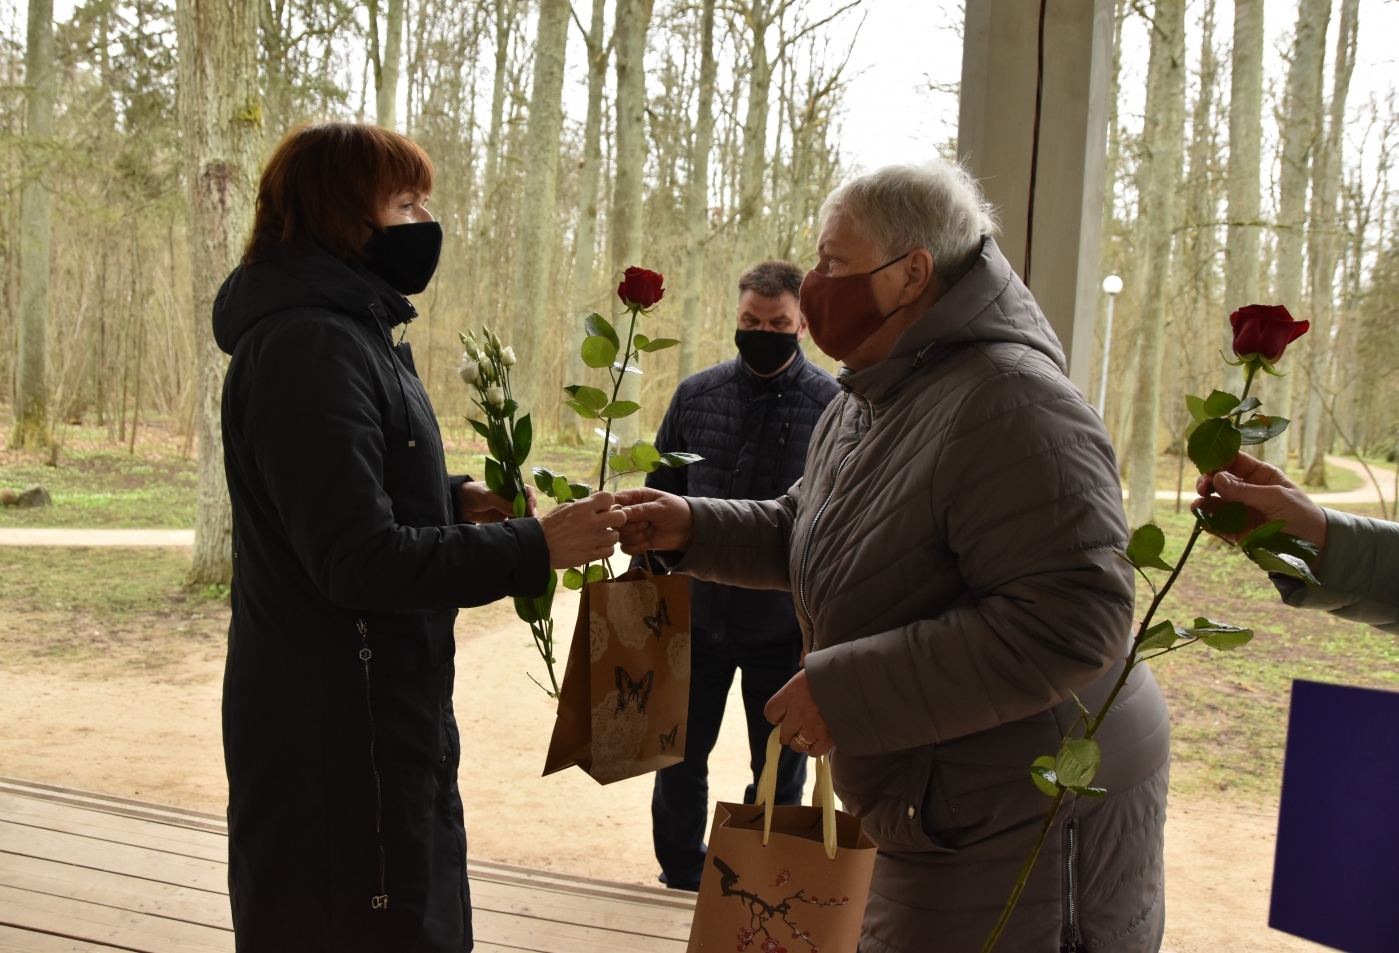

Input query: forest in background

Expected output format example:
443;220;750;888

1;0;1398;581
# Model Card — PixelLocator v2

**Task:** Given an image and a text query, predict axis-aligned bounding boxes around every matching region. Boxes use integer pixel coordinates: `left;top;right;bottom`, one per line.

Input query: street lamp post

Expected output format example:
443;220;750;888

1096;274;1123;417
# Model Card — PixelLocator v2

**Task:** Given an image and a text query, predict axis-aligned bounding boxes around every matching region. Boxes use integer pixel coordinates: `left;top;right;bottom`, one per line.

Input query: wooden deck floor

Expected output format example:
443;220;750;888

0;777;693;952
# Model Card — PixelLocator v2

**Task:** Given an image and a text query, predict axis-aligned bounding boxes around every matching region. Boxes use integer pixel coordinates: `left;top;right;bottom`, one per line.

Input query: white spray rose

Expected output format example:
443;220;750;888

501;346;517;367
457;354;480;384
486;385;506;408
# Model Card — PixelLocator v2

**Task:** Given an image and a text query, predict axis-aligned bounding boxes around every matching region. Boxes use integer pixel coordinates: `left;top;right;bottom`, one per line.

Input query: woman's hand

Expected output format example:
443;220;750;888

764;670;834;758
1194;452;1328;553
615;487;694;554
539;492;626;569
458;481;536;523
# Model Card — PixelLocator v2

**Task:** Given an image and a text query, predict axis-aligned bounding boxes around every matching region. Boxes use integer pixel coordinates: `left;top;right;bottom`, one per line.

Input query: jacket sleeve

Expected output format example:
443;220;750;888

672;484;801;591
804;372;1133;756
245;320;549;611
1275;508;1399;633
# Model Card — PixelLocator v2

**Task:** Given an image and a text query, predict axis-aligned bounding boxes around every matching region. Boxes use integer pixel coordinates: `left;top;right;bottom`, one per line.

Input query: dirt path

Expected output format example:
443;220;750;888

0;598;1330;951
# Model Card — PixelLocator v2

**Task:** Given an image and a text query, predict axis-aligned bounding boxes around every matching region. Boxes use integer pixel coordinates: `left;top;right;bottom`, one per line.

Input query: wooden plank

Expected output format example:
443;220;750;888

0;827;225;896
0;886;232;953
0;784;224;837
471;909;686;953
0;797;226;864
0;924;131;953
469;879;690;941
0;853;231;931
469;860;695;910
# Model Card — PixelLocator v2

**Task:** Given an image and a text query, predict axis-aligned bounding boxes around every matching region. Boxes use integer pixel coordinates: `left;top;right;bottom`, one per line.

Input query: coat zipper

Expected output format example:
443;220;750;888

797;393;874;628
358;618;389;911
1062;818;1085;952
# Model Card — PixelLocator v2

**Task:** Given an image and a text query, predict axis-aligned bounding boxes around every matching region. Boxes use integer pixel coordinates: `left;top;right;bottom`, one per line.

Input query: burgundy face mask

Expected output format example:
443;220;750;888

798;253;910;361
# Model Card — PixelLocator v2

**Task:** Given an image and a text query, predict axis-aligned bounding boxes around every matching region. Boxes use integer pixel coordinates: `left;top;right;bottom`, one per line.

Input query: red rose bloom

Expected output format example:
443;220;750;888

617;266;665;309
1229;304;1309;363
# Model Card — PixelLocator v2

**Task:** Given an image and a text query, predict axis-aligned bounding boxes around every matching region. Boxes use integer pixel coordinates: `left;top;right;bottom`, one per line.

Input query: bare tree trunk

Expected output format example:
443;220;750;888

610;0;652;449
485;0;513;188
13;0;55;451
734;0;772;260
1125;0;1187;529
377;0;404;128
1302;0;1359;486
566;0;609;441
1222;0;1264;395
1265;0;1330;470
679;0;717;381
176;0;263;588
510;0;568;417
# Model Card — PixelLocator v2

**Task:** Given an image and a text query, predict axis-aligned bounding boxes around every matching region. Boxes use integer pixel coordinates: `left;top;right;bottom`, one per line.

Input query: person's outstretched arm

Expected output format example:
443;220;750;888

1198;452;1399;631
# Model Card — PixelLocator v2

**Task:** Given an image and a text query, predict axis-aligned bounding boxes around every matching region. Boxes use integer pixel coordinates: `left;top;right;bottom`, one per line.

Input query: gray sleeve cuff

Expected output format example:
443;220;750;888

672;496;795;591
1276;509;1399;630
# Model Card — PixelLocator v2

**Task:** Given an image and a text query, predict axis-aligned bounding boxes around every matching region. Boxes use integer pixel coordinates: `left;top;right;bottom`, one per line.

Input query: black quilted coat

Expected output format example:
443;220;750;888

214;241;549;952
643;350;838;641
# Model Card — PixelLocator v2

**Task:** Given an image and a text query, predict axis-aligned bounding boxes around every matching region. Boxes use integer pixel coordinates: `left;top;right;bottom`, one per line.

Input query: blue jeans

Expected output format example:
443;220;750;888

651;628;808;890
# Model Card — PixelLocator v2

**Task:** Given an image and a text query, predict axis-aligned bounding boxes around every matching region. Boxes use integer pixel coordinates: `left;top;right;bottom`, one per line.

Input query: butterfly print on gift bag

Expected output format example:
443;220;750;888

543;565;691;784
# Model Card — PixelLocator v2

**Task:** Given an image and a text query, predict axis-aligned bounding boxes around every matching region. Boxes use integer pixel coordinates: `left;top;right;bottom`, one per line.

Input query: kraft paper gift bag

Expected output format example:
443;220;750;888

543;565;691;784
687;728;877;953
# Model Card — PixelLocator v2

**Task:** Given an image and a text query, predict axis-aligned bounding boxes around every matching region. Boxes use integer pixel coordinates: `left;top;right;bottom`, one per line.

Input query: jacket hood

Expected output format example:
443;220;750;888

213;241;416;355
840;236;1067;401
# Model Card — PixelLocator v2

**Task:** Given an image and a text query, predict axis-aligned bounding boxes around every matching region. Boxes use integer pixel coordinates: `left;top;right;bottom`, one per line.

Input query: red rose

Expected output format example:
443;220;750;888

617;266;665;309
1229;304;1309;363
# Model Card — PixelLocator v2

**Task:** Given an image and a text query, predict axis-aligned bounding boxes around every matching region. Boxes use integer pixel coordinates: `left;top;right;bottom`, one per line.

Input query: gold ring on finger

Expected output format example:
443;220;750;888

793;733;813;750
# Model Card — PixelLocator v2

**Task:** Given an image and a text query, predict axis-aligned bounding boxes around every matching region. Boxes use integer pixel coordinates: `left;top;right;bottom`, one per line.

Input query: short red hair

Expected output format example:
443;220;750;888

245;123;434;263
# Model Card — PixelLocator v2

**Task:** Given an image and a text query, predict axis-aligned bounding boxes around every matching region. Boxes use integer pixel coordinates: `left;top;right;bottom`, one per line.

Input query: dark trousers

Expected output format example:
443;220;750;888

651;628;807;890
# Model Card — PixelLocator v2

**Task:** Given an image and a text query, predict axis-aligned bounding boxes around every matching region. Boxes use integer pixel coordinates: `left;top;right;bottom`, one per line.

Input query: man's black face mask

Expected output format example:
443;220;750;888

735;328;801;376
364;221;443;295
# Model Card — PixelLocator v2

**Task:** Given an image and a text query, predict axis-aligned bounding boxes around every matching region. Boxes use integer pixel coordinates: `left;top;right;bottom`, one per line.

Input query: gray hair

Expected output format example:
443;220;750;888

820;160;998;289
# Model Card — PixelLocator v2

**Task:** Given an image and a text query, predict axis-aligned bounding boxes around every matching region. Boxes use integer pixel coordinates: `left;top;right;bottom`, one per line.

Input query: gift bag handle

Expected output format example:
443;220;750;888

755;726;838;860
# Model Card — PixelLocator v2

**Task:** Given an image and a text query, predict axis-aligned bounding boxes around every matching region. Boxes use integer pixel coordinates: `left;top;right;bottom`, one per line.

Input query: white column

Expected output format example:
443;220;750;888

958;0;1115;395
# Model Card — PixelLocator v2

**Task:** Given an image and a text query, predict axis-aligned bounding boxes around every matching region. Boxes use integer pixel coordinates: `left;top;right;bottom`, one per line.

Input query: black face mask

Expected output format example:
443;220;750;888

363;221;443;295
735;328;801;376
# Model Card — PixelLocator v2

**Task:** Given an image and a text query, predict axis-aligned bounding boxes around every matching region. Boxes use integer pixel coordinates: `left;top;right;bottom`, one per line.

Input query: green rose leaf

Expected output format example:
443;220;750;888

1249;530;1321;564
1185;395;1209;423
633;333;651;349
631;441;662;473
585;564;607;584
659;452;704;468
1232;396;1263;416
1183;618;1255;650
584;312;620;348
1055;738;1101;789
1125;523;1173;571
1136;619;1181;653
468;418;492;441
551;476;573;503
532;466;560;491
1203;389;1242;418
564;384;610;410
1030;755;1060;796
1238;414;1290;446
562;568;584;590
639;337;680;352
568;482;593;499
601;400;641;419
581;336;620;369
564;400;599;420
1248;548;1320;585
1208;501;1251;535
1070;786;1108;798
1239;519;1287;550
484;458;506;496
609;451;635;473
1187;417;1243;473
514;414;532;463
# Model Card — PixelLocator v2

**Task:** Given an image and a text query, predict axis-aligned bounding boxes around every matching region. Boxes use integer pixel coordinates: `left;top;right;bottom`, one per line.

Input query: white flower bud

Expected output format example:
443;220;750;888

501;346;517;367
457;355;480;384
479;360;496;383
486;385;505;408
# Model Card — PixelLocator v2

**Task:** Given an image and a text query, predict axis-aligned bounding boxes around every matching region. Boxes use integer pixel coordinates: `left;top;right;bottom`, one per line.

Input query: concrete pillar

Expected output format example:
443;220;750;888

958;0;1114;395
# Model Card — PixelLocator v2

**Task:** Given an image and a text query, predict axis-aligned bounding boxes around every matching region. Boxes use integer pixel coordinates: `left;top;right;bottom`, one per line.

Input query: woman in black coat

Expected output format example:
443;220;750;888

215;123;623;952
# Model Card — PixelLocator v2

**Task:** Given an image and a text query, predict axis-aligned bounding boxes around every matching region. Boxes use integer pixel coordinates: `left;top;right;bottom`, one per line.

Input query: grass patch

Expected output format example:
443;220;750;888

1139;508;1399;803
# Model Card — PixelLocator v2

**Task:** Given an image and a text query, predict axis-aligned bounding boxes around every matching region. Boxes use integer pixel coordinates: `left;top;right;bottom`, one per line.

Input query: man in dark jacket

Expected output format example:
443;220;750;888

643;260;839;890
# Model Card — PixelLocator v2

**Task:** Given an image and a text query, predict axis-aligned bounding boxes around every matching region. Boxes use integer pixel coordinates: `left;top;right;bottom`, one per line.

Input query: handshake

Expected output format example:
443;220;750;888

463;481;694;569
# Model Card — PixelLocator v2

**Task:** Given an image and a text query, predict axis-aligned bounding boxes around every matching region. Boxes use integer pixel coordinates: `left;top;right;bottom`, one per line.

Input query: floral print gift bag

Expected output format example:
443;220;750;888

687;729;877;953
543;565;691;784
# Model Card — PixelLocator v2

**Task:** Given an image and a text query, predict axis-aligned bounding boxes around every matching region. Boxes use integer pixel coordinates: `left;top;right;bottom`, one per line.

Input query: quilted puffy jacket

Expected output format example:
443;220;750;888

677;237;1169;952
643;350;838;641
